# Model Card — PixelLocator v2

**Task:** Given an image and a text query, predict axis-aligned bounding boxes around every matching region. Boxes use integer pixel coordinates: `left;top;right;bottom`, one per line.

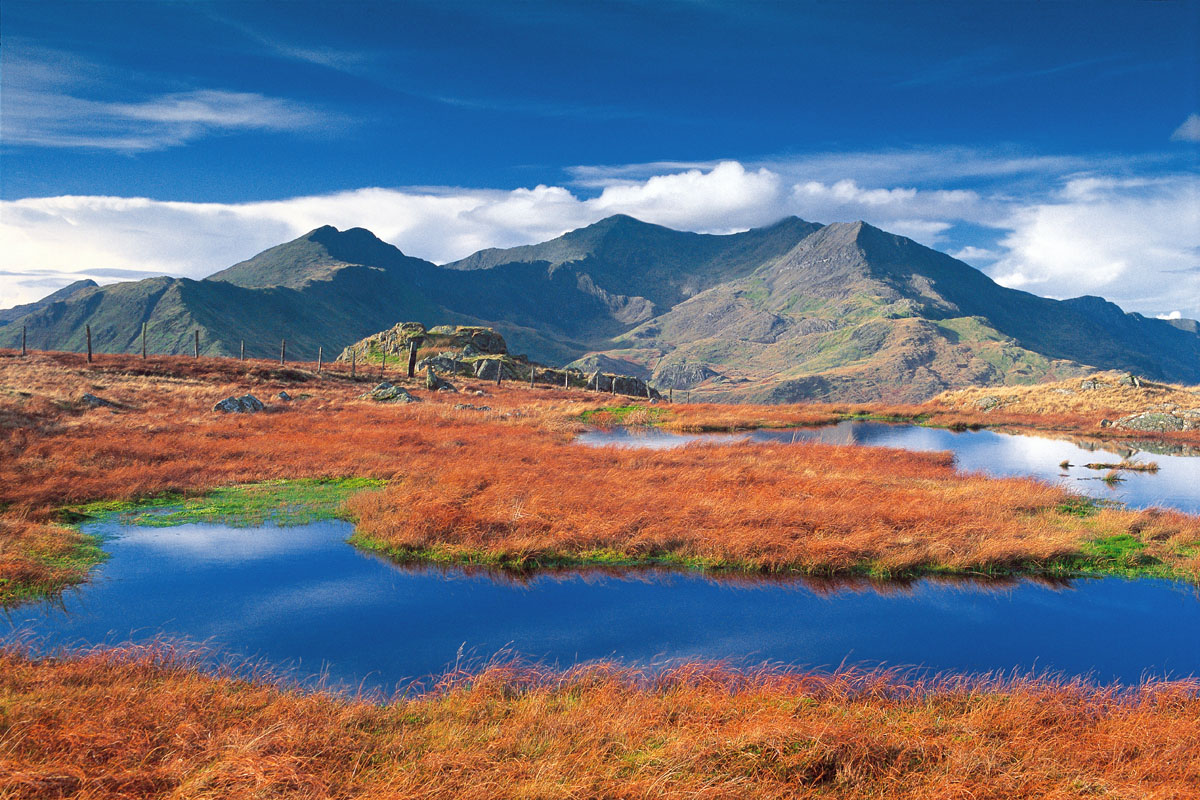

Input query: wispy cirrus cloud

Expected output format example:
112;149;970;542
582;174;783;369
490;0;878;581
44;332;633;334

0;50;340;151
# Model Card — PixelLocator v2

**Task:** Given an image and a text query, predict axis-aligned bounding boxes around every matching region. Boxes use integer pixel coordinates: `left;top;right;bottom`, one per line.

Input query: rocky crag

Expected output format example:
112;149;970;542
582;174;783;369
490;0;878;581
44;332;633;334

337;322;661;399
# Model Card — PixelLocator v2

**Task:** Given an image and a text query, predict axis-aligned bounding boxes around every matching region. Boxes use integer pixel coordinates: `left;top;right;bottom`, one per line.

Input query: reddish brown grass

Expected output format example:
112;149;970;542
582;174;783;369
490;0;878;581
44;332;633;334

3;349;1200;602
3;645;1198;800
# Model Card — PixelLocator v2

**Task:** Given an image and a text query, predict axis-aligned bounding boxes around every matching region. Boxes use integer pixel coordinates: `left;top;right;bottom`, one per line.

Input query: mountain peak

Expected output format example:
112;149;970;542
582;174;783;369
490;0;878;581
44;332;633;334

208;225;416;289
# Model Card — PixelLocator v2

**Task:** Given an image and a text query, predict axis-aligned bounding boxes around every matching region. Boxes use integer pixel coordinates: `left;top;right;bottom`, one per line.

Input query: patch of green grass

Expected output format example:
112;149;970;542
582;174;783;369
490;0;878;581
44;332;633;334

65;477;384;529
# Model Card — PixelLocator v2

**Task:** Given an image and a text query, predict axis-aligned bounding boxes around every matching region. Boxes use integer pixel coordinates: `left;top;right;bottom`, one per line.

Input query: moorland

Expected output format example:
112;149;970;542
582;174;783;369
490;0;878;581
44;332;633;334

2;347;1199;798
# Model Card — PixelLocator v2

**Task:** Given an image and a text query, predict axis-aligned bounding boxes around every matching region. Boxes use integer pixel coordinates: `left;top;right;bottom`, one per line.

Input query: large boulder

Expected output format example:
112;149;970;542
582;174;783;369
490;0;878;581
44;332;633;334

363;382;419;403
425;366;456;392
473;357;520;381
213;394;265;413
417;353;467;375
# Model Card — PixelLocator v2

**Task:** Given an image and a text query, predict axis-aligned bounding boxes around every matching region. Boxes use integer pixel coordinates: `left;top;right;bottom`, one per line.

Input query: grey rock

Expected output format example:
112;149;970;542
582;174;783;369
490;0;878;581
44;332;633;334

417;354;465;375
1114;411;1198;433
653;362;719;390
1100;419;1113;428
80;393;116;409
425;366;457;392
975;395;1002;412
1118;373;1143;388
213;394;265;413
277;391;292;402
1079;379;1105;391
363;381;419;403
473;358;517;381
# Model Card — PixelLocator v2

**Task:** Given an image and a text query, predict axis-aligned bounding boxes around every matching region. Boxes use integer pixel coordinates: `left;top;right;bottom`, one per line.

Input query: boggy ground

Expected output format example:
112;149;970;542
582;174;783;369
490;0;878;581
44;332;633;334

3;645;1199;800
4;350;1200;799
3;349;1200;604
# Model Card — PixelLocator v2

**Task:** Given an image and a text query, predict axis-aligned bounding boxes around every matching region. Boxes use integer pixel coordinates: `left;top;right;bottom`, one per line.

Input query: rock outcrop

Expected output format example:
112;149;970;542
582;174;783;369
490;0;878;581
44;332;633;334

214;394;265;413
363;382;419;403
1114;410;1200;432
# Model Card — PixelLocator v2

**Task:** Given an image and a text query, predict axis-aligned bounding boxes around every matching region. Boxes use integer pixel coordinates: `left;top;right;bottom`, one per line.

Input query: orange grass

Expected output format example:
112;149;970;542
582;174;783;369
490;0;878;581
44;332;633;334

3;349;1200;603
3;644;1199;799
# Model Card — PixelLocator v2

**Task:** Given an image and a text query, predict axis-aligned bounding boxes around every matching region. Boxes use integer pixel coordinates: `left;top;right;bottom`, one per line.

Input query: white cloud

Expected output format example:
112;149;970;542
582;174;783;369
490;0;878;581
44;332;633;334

1171;113;1200;142
0;49;336;151
2;160;1197;320
950;246;999;263
987;174;1200;317
1158;311;1183;320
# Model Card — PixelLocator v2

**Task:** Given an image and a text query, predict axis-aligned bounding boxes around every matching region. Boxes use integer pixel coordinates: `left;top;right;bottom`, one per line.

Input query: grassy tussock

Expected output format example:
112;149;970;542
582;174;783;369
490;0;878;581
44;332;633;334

935;371;1200;419
2;645;1198;799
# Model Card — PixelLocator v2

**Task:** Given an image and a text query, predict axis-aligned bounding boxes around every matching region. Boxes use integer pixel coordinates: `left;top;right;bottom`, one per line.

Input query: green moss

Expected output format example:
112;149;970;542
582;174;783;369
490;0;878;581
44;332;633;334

65;477;384;529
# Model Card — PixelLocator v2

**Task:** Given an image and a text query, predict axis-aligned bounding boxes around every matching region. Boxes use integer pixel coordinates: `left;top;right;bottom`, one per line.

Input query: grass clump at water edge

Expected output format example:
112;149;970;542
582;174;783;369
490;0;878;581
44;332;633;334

63;477;385;529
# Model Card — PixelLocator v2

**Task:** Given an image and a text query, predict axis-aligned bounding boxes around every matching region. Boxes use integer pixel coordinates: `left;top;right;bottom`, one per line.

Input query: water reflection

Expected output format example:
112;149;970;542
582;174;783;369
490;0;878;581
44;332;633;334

577;422;1200;513
7;520;1199;693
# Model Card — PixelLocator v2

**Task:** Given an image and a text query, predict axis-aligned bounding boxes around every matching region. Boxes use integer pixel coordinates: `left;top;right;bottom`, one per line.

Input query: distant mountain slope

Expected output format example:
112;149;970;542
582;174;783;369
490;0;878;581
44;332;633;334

3;217;1197;402
0;279;97;325
589;221;1200;401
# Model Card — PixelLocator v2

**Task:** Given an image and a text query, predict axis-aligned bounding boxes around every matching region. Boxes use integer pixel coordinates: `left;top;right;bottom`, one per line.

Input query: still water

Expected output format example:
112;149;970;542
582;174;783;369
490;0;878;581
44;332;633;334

577;421;1200;514
7;519;1198;693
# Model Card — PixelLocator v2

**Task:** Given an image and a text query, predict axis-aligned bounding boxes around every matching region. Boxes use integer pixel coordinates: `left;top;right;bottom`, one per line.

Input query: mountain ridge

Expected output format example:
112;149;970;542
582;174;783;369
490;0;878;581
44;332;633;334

2;216;1197;402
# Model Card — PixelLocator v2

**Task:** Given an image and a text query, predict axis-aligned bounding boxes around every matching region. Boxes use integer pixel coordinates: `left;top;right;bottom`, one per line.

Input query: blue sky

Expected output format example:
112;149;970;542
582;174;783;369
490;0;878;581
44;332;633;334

2;0;1198;317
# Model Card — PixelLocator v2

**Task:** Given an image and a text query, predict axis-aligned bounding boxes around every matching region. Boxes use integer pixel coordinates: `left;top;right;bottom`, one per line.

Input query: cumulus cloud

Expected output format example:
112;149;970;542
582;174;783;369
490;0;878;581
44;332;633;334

2;159;1197;321
1171;113;1200;142
987;174;1200;317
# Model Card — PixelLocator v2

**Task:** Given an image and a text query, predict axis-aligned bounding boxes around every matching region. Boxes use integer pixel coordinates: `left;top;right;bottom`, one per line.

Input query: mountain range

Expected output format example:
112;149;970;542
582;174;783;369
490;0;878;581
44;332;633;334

3;215;1198;402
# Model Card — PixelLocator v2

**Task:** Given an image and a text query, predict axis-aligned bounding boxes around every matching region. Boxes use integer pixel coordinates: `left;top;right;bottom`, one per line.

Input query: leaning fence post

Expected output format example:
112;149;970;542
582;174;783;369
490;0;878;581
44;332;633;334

86;324;93;363
610;375;616;395
317;345;323;375
407;340;417;378
381;351;386;379
280;339;286;365
496;361;502;386
530;365;535;388
141;322;147;358
194;330;200;358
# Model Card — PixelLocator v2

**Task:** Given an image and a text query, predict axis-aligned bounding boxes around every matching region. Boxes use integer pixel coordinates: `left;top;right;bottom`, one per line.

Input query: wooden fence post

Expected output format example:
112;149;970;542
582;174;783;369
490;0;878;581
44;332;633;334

280;339;286;365
381;351;386;379
194;330;200;358
563;370;568;389
317;346;323;375
645;382;651;400
86;324;93;363
530;365;535;388
351;351;356;378
407;340;417;378
496;361;502;386
141;322;147;358
669;389;673;404
610;375;616;395
240;340;245;361
21;325;27;356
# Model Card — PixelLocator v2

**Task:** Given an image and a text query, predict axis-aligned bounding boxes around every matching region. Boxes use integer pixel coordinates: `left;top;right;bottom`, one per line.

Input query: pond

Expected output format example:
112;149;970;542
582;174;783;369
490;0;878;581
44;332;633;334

576;421;1200;514
7;519;1199;694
